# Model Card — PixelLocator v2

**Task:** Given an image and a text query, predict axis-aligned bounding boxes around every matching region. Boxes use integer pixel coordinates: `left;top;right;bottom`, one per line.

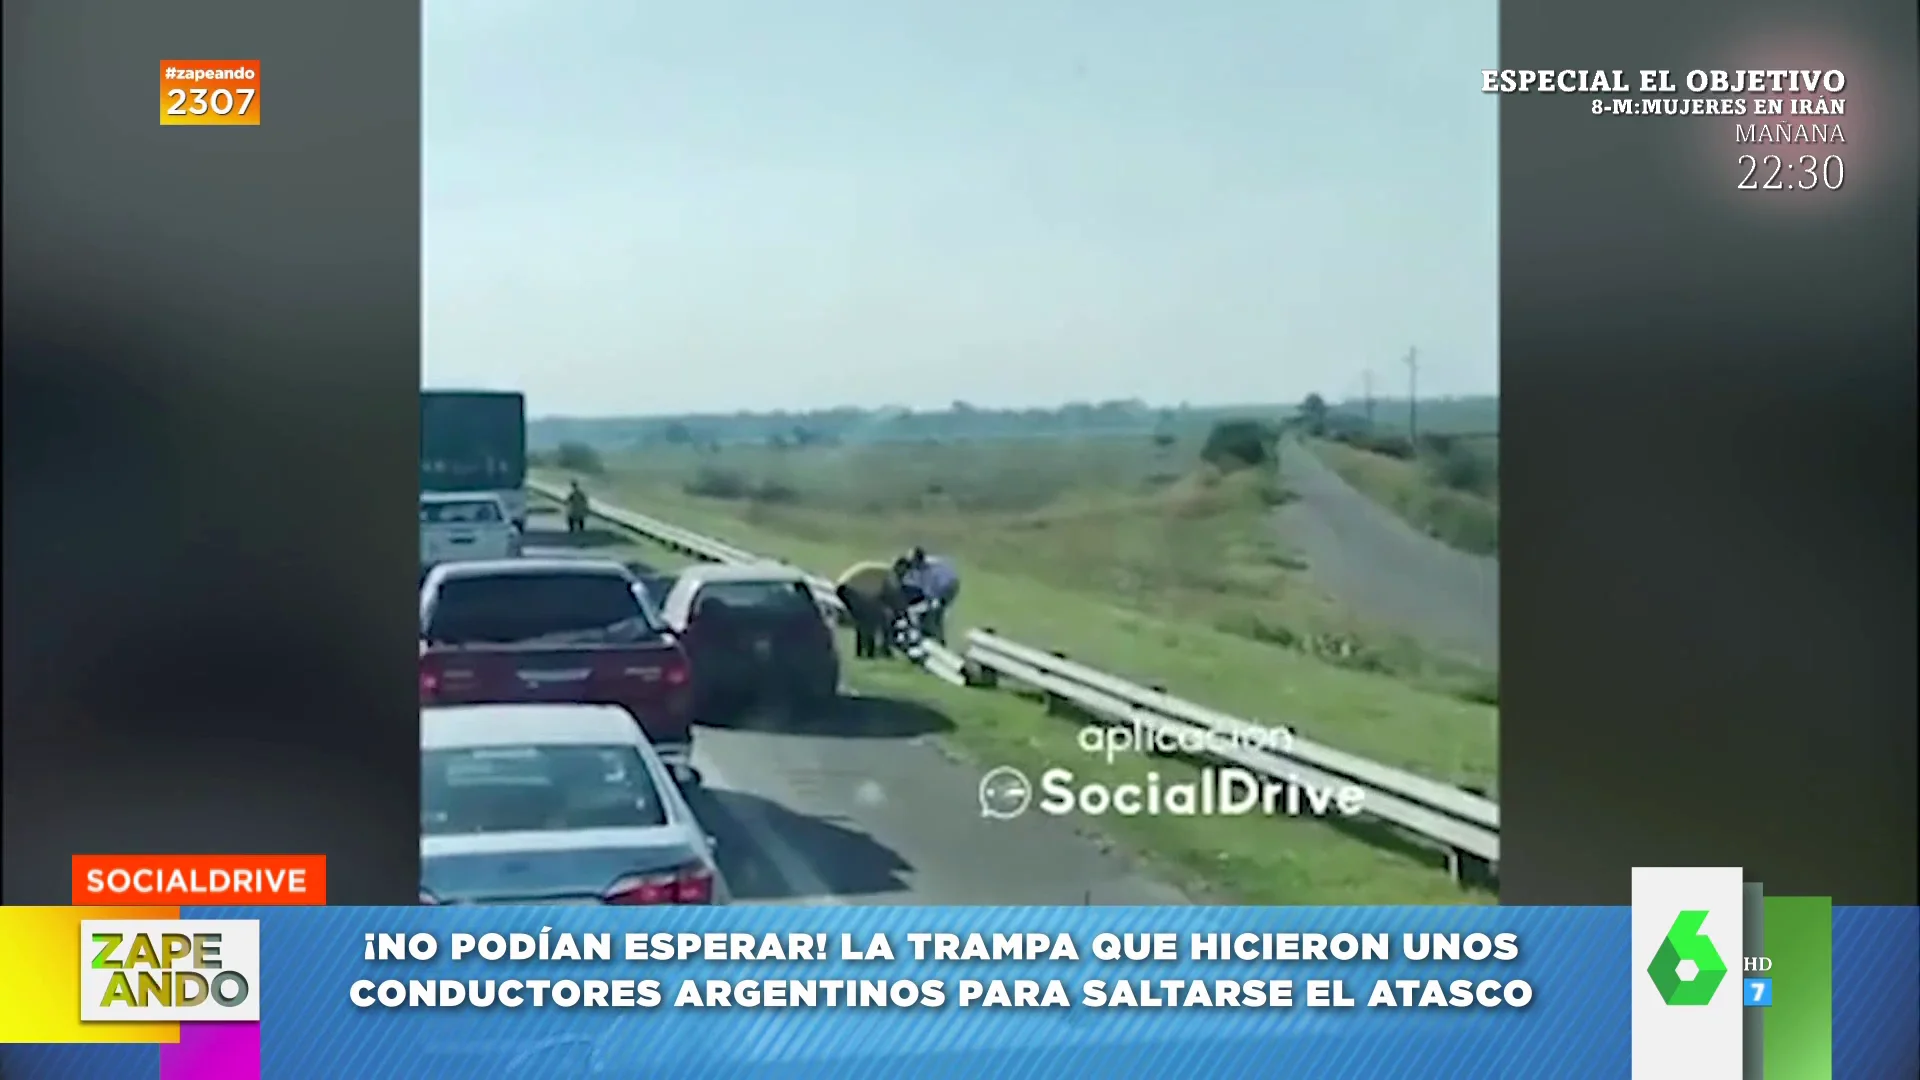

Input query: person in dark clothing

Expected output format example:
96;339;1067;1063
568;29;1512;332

835;559;906;659
564;481;590;536
892;556;925;605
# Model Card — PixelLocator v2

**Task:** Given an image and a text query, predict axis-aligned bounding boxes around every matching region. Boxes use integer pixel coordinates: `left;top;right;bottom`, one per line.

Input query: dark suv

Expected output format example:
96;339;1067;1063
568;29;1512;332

656;564;840;722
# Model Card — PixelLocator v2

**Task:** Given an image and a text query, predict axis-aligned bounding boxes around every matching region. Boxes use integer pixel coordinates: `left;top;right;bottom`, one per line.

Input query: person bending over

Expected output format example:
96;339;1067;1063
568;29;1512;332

890;556;932;648
834;558;907;659
904;547;960;644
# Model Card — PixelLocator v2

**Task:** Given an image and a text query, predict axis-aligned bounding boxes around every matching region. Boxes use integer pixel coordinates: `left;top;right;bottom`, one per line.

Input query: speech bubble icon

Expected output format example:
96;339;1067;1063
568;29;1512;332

978;766;1033;820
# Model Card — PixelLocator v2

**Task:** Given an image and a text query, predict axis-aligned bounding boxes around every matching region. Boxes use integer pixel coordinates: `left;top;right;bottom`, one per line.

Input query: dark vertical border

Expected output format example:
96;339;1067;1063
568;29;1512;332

1500;0;1918;904
3;1;420;905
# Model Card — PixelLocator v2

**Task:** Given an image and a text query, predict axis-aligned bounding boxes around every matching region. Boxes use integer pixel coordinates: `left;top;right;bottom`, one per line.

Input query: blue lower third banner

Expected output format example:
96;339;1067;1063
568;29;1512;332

7;906;1916;1079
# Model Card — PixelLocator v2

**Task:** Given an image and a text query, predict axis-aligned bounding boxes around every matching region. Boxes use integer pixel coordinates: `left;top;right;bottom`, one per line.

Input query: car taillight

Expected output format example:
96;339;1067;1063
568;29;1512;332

661;657;691;687
419;665;441;700
604;864;713;905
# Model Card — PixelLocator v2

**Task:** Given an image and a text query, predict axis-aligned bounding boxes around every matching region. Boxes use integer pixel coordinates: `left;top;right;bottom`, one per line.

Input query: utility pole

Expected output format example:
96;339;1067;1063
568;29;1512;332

1403;347;1419;440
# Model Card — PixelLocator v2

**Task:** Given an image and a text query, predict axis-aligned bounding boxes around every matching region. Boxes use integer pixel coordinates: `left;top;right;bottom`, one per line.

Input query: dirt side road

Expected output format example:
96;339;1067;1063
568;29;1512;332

1271;438;1499;668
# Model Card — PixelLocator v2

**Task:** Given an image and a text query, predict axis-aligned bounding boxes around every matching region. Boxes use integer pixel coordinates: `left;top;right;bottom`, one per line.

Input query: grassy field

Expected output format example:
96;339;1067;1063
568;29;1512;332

1309;436;1500;557
536;432;1498;903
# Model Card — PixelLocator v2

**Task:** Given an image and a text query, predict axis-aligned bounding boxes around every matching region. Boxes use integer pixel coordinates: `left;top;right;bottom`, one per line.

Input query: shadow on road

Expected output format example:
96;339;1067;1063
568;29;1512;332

520;524;631;551
711;693;955;740
687;786;913;901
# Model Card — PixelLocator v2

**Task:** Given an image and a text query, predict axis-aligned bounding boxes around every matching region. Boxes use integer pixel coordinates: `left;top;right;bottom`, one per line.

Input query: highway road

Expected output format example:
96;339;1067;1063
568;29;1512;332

514;508;1192;907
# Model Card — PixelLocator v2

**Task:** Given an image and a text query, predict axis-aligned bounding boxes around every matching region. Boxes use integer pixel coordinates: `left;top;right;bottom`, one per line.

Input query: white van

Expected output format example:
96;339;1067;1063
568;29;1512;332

420;492;520;573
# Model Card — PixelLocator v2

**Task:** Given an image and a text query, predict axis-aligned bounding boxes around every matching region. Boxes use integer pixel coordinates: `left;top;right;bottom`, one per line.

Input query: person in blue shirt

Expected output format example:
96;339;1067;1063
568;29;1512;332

903;547;960;644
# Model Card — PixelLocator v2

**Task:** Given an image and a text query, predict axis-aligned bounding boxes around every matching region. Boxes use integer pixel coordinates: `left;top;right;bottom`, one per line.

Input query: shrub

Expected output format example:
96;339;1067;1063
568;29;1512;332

1253;473;1295;507
1200;419;1273;471
554;441;604;474
1456;673;1500;706
1425;443;1494;497
1323;413;1371;441
751;479;800;504
1354;433;1415;460
682;466;752;500
1298;393;1329;436
1421;489;1500;555
1214;612;1300;649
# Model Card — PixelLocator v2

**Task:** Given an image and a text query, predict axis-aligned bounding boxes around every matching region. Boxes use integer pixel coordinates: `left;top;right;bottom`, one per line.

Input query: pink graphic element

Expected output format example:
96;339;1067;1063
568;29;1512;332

159;1022;261;1080
1688;21;1905;217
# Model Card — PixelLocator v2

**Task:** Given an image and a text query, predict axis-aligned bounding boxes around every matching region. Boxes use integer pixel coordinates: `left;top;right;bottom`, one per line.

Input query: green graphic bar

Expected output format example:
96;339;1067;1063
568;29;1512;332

1743;881;1764;1080
1762;896;1831;1080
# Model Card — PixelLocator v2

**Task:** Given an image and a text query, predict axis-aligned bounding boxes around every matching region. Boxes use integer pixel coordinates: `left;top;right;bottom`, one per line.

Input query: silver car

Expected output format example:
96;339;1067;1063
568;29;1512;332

419;703;726;905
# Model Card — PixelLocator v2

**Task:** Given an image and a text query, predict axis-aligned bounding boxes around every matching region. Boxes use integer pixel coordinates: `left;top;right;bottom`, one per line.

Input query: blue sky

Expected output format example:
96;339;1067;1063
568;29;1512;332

424;1;1497;417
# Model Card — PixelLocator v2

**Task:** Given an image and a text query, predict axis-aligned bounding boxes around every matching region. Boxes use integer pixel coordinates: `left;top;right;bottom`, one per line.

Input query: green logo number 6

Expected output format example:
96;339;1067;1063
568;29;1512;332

1647;910;1728;1005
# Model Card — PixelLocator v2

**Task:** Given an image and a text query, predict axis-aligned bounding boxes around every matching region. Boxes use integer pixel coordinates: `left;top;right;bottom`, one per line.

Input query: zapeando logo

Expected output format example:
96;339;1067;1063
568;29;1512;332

80;919;261;1022
1647;910;1728;1006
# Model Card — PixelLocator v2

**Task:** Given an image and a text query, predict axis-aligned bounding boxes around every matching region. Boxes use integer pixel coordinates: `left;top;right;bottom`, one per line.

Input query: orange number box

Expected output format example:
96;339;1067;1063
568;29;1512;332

160;59;261;126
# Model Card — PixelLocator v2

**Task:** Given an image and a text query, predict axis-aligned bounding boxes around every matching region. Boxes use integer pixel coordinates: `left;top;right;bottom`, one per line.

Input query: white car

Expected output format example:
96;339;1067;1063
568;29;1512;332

418;703;727;906
421;492;520;573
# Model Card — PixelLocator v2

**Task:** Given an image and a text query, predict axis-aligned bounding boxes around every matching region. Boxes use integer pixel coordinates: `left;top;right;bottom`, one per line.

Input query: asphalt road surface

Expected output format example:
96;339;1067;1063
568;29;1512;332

514;508;1191;906
1271;439;1499;669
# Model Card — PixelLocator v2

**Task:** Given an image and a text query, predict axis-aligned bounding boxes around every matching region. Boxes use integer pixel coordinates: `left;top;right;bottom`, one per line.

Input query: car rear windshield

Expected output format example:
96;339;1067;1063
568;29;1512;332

426;572;662;646
422;744;668;835
692;580;819;621
421;499;504;525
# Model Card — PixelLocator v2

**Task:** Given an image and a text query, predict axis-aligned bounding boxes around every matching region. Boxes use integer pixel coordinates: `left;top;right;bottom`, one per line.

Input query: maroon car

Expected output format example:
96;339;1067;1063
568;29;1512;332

419;559;697;775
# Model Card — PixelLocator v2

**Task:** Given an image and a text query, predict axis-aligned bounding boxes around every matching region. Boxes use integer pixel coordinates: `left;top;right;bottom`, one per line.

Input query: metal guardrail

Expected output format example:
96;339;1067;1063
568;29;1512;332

527;478;1497;885
962;630;1498;885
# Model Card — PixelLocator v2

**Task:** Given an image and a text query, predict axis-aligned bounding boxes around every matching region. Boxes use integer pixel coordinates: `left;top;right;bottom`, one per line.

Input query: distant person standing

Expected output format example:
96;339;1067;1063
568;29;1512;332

564;480;590;536
906;547;960;644
835;559;906;659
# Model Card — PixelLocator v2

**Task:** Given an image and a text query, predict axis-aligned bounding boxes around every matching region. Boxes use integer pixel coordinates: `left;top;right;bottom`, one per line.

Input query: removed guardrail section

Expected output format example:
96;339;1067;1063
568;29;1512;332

527;478;1497;886
529;480;971;684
